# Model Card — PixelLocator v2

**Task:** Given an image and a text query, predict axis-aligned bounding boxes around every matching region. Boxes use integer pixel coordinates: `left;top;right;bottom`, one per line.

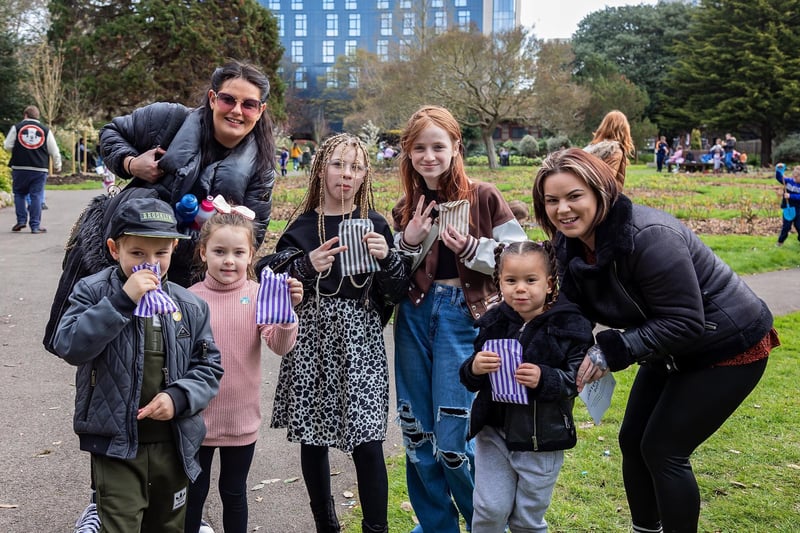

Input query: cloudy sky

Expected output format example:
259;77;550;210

520;1;658;40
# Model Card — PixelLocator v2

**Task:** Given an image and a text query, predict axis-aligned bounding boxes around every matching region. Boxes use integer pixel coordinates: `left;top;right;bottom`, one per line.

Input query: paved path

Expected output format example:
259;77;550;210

0;189;798;532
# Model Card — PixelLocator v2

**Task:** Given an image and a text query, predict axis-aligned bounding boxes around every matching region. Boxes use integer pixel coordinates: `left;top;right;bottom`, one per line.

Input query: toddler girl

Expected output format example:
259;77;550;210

459;241;593;533
186;212;303;533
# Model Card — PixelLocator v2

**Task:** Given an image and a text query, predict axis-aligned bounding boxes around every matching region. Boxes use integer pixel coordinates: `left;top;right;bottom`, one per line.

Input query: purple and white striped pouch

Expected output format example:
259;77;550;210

256;266;297;324
483;338;528;404
132;262;179;317
338;218;380;277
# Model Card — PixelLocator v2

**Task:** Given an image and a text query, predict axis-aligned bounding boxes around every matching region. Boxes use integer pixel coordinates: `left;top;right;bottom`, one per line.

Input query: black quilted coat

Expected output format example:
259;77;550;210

53;266;224;482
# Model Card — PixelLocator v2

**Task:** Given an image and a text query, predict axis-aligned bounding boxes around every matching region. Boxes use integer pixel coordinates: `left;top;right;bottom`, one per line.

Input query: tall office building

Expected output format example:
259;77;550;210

259;0;521;97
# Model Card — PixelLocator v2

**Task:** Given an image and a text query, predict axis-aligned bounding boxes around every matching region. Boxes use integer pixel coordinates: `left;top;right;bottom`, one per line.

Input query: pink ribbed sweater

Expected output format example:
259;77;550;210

189;274;297;446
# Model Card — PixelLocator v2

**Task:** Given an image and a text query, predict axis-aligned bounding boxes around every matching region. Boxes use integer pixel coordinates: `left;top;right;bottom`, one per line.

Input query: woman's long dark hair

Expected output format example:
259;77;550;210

199;59;275;176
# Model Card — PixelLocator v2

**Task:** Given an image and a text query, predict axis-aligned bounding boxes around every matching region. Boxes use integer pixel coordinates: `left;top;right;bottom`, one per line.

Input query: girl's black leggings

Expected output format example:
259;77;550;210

185;443;256;533
301;441;388;527
619;358;767;533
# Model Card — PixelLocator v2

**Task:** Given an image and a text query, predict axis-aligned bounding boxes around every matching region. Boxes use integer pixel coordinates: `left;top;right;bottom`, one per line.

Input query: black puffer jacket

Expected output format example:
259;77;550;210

53;266;224;482
100;103;275;286
557;195;772;372
460;300;593;452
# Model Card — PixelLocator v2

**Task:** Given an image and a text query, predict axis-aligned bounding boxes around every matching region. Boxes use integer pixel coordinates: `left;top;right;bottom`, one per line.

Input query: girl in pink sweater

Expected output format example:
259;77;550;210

186;212;303;533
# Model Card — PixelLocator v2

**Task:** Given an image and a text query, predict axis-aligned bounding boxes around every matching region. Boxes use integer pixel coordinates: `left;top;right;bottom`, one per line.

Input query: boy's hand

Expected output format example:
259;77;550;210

288;277;303;306
123;268;160;303
515;362;541;388
137;392;175;421
471;350;501;375
363;231;389;260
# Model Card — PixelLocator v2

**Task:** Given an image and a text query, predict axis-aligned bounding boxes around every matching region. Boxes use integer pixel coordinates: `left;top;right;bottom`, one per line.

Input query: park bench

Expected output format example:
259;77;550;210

667;161;714;173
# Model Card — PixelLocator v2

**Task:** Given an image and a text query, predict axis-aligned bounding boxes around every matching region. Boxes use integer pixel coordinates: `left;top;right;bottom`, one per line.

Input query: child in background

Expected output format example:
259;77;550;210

264;133;410;533
709;138;725;174
775;163;800;246
53;197;223;533
391;105;527;533
280;147;290;177
459;241;593;532
185;212;303;533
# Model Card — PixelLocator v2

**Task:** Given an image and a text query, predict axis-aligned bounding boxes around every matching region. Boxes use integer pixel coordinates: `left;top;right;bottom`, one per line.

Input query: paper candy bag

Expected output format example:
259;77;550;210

438;200;470;239
483;338;528;404
131;262;178;317
256;266;297;324
338;218;380;277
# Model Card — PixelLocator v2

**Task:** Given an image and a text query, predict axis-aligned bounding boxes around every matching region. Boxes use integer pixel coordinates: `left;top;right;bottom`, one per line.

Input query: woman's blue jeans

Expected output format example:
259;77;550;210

394;284;477;533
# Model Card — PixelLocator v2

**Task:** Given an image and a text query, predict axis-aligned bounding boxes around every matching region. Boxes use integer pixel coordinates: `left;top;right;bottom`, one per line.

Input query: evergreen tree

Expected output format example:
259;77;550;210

48;0;284;120
665;0;800;165
572;2;694;120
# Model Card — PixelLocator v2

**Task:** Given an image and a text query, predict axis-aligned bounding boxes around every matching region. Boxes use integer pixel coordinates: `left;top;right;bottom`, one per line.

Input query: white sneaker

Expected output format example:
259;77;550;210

73;503;100;533
198;519;215;533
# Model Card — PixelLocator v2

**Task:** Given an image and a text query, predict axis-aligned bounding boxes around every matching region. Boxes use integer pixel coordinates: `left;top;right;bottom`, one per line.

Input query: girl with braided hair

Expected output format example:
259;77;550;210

265;133;410;533
459;240;593;533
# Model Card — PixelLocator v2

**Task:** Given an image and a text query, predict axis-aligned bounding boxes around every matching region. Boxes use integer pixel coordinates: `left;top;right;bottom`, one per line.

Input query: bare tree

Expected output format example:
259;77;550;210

534;40;591;138
24;41;63;125
423;27;539;168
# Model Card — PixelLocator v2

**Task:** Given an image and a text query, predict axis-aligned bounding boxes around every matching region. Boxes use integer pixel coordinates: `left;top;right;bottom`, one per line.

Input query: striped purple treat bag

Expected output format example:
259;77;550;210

256;266;297;324
483;338;528;404
338;218;380;277
132;262;179;317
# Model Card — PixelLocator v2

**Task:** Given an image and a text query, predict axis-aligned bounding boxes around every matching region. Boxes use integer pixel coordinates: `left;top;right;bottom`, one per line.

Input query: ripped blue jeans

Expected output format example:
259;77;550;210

394;284;477;533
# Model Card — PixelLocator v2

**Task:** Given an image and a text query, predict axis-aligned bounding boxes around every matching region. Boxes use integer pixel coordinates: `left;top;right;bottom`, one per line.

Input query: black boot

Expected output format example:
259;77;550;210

361;519;388;533
310;496;340;533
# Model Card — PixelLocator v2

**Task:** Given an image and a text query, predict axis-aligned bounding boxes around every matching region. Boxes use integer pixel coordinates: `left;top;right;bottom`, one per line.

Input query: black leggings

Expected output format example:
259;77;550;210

619;358;767;533
301;441;388;527
185;443;256;533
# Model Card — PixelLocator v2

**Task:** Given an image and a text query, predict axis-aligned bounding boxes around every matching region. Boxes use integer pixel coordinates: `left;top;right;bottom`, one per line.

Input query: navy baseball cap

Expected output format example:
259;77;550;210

108;197;189;240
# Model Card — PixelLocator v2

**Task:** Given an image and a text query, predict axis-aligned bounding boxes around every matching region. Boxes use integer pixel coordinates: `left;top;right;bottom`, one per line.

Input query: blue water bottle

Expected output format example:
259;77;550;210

175;194;199;227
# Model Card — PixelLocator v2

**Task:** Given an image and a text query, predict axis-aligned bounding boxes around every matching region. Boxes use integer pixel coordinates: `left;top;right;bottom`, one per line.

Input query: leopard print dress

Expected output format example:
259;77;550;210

270;296;389;452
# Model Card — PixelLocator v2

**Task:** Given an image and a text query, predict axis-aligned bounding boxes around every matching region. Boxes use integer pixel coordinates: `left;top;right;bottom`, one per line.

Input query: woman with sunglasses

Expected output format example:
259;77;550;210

99;59;276;288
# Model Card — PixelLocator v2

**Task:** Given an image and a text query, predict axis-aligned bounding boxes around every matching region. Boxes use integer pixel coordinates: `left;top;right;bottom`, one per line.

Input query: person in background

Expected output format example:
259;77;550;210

723;133;737;172
391;105;527;533
532;148;777;533
75;137;97;172
584;110;634;190
655;136;669;173
290;141;302;171
5;105;62;233
279;146;289;177
775;163;800;247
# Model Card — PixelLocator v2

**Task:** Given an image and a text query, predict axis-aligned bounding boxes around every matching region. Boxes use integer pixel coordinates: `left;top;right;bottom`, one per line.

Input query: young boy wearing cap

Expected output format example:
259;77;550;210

53;197;224;532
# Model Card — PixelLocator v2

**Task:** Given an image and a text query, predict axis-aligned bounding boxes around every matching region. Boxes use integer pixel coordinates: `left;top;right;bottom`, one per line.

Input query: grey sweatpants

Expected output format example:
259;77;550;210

472;426;564;533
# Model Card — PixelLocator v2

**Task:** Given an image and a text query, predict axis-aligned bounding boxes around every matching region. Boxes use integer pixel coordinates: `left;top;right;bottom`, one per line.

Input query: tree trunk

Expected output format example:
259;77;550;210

482;129;497;169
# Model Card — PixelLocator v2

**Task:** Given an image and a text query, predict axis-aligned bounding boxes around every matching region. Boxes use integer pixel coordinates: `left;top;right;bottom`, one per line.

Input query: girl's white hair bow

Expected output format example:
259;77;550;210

212;194;256;220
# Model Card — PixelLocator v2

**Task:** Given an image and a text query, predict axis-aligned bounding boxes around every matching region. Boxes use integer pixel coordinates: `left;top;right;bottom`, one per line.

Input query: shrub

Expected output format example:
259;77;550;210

0;132;10;193
546;135;571;153
773;134;800;164
465;155;489;166
518;135;539;158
